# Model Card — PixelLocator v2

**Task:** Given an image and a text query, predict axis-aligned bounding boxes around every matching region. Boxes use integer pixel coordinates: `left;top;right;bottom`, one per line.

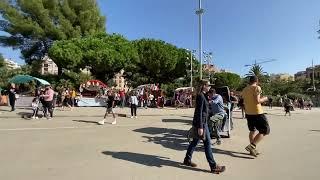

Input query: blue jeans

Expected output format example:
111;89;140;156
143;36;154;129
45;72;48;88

185;123;217;168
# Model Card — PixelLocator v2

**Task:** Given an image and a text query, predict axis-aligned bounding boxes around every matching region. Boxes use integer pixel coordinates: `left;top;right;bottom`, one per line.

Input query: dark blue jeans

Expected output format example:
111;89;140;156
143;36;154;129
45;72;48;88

185;123;217;168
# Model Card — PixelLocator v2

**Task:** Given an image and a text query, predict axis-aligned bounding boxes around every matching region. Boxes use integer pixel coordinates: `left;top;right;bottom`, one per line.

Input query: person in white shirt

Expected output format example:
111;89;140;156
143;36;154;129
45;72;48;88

129;91;139;118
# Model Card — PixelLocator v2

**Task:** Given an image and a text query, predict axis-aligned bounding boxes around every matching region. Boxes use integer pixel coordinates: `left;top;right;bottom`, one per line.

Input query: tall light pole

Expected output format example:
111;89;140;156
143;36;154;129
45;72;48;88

196;0;204;80
312;59;316;91
189;50;196;88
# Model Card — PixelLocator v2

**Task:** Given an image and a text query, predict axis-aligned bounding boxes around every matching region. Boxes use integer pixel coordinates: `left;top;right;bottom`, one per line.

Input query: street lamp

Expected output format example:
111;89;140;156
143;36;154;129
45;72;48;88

203;51;213;81
187;49;196;88
196;0;204;80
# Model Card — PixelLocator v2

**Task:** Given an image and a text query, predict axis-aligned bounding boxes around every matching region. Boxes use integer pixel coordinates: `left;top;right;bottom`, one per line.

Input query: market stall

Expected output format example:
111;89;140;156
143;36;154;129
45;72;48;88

77;80;108;107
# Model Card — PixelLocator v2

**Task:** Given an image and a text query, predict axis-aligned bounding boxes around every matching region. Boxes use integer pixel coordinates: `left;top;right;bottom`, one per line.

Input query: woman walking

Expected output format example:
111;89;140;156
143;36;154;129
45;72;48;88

182;79;226;174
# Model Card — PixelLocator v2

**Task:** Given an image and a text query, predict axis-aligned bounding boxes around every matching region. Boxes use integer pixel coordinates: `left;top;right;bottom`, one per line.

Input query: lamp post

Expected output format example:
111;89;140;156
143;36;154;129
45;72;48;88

196;0;204;80
187;49;197;88
203;51;213;81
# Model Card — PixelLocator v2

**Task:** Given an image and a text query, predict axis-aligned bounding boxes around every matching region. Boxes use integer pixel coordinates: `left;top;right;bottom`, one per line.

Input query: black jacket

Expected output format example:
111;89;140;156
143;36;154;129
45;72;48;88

193;92;209;129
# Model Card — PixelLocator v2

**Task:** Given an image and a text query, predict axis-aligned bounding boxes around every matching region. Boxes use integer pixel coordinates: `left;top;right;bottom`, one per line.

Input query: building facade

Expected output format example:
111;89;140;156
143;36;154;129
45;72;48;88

113;69;128;91
294;64;320;80
4;59;20;69
40;56;58;75
271;73;294;81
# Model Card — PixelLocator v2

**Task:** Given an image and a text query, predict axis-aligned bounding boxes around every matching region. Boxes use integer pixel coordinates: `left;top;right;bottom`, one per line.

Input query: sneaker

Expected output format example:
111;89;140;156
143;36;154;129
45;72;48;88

47;117;52;120
98;119;105;125
245;144;258;157
130;116;134;119
211;165;226;174
32;116;36;119
216;139;222;145
183;158;197;167
135;116;138;119
111;120;117;125
35;117;39;119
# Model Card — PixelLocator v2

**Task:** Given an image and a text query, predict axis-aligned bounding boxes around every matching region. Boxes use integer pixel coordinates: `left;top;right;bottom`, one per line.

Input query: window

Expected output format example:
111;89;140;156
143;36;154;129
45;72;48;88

44;68;48;72
44;64;49;68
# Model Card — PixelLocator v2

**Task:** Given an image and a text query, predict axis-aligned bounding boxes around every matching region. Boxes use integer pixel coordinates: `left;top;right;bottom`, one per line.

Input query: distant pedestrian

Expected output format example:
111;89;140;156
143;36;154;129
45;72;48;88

8;84;17;112
268;97;273;109
119;88;126;108
98;91;117;125
129;91;138;118
41;85;54;120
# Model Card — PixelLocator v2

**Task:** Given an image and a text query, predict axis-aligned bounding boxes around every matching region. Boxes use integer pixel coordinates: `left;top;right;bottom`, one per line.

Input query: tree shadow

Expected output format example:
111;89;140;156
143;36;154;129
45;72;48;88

162;118;192;125
102;151;209;173
73;120;99;125
133;126;253;159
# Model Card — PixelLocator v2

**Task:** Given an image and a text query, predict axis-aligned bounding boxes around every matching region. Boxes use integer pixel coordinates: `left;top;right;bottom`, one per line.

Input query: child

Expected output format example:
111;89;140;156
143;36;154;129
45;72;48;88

31;98;39;119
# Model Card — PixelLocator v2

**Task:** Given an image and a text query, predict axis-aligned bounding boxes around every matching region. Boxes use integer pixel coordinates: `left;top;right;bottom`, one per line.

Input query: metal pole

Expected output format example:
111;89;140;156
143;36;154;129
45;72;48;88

312;59;315;91
190;51;193;88
196;0;203;80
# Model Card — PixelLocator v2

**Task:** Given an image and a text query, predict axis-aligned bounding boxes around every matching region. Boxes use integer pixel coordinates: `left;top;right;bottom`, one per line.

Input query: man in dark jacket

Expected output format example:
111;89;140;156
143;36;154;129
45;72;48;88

183;80;226;174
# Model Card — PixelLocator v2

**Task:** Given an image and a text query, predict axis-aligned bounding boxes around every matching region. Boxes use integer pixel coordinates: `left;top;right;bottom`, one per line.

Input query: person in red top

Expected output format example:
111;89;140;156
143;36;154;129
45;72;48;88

119;88;126;108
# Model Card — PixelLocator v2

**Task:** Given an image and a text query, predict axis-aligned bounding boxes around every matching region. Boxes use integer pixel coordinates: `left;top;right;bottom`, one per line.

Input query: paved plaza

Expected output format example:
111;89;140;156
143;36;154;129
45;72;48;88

0;106;320;180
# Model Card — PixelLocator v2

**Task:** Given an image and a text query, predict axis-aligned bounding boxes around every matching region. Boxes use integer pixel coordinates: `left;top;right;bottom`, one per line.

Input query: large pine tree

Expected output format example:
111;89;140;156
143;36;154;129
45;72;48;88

0;0;106;63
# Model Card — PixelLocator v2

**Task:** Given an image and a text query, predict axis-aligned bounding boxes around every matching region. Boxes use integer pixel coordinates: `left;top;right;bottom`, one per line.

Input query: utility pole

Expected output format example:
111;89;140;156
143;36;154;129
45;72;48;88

196;0;204;79
312;59;316;91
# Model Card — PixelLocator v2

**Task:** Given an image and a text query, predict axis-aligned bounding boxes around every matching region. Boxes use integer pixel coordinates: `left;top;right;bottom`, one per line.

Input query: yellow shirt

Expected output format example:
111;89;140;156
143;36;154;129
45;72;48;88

241;85;263;115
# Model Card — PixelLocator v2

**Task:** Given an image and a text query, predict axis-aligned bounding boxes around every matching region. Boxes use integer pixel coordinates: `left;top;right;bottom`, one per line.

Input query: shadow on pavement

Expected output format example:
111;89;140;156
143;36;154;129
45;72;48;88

133;126;253;159
102;151;209;173
73;120;99;125
310;130;320;132
162;118;192;125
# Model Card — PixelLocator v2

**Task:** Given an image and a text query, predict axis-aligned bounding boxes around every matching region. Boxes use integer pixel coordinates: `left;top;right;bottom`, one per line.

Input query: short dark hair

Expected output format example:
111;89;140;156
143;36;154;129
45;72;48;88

249;76;258;84
208;88;216;94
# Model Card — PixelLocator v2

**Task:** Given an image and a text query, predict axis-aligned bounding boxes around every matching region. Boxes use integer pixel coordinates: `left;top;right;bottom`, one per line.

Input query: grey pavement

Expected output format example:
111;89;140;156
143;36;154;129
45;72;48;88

0;106;320;180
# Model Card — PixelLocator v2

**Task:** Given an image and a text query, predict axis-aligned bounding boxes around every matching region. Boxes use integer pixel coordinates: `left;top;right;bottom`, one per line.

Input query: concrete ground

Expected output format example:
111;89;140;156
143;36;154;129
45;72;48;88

0;106;320;180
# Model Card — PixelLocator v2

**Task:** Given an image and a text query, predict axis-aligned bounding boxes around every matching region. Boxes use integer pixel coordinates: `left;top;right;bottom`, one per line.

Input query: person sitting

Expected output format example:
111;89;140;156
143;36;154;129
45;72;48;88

208;88;228;144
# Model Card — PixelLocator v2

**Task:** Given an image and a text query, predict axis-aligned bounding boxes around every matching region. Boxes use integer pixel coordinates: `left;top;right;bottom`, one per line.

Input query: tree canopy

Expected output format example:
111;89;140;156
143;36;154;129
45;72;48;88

0;53;4;68
212;72;241;90
49;33;139;81
0;0;106;63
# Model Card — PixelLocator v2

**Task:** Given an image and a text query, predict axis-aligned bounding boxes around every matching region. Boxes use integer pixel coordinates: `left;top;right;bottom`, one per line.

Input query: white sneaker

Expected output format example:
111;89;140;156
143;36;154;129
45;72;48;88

130;116;134;119
98;119;105;125
35;117;39;119
111;120;117;125
47;117;52;120
32;116;36;119
135;116;138;119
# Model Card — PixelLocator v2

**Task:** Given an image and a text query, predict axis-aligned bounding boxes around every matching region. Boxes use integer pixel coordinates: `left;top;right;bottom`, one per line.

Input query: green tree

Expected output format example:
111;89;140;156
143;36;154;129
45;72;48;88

0;0;106;63
0;53;5;68
212;72;241;90
49;33;139;81
133;39;182;84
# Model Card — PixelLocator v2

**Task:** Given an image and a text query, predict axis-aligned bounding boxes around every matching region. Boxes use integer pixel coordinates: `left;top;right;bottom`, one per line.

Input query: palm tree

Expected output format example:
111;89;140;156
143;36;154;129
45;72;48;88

246;64;266;78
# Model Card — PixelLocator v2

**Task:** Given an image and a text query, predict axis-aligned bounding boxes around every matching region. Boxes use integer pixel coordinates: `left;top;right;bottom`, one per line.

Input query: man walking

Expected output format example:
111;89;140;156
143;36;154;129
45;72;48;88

241;76;270;157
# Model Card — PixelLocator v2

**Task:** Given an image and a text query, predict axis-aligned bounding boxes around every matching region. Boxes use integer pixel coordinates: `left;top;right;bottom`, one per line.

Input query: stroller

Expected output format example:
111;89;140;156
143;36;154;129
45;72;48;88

187;113;225;145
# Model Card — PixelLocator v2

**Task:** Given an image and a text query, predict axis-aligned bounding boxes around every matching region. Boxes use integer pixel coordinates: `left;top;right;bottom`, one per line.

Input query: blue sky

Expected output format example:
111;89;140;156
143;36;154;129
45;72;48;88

1;0;320;76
